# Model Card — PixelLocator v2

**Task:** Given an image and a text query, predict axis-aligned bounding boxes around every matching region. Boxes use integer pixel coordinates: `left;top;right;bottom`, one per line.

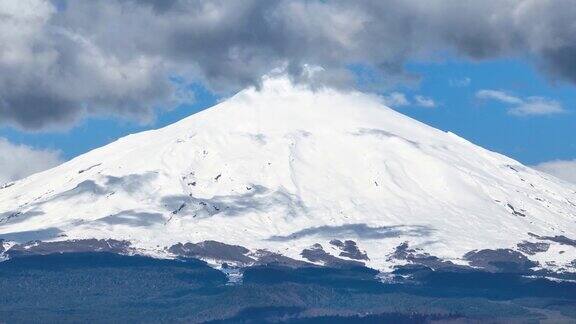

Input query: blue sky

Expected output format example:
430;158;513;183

399;59;575;165
1;58;573;165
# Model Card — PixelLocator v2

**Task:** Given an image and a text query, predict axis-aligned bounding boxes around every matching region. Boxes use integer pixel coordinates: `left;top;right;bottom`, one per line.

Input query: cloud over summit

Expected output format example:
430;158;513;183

1;0;576;130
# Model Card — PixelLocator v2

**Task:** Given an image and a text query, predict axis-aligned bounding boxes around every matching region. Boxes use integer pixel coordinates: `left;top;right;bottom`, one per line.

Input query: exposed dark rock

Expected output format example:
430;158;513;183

329;239;369;260
169;241;254;265
6;239;133;258
172;203;186;215
162;185;304;219
0;210;45;225
329;239;344;247
507;203;526;217
301;244;364;268
78;163;102;174
389;242;462;271
529;233;576;247
0;211;21;223
517;241;550;255
506;165;519;172
464;249;538;273
0;182;14;189
390;242;415;260
545;236;576;247
253;250;312;268
0;239;4;254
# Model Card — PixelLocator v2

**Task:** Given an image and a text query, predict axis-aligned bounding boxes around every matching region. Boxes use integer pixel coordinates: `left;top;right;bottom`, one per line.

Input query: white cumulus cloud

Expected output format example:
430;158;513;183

533;160;576;184
414;95;436;108
381;92;410;108
0;138;63;184
476;90;565;116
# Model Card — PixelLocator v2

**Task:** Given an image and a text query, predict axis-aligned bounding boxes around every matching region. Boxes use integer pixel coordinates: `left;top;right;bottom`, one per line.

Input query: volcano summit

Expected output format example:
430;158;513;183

1;77;575;275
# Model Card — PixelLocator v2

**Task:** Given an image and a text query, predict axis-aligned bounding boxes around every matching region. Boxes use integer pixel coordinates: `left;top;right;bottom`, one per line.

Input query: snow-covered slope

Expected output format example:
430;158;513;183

1;77;575;272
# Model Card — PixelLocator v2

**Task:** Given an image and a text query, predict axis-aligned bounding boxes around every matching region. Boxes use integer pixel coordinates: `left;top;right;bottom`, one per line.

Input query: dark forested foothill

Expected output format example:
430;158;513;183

1;252;575;323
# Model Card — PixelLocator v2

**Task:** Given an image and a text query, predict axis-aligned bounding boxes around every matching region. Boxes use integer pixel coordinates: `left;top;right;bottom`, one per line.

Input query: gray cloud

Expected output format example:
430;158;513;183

0;137;63;184
1;0;576;130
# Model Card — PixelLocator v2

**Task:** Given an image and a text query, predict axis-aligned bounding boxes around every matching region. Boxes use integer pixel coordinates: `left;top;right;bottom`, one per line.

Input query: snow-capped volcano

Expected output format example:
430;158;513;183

1;77;575;273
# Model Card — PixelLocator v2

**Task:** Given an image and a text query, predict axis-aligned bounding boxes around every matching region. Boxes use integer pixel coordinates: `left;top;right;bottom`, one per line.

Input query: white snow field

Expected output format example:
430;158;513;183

1;77;575;272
